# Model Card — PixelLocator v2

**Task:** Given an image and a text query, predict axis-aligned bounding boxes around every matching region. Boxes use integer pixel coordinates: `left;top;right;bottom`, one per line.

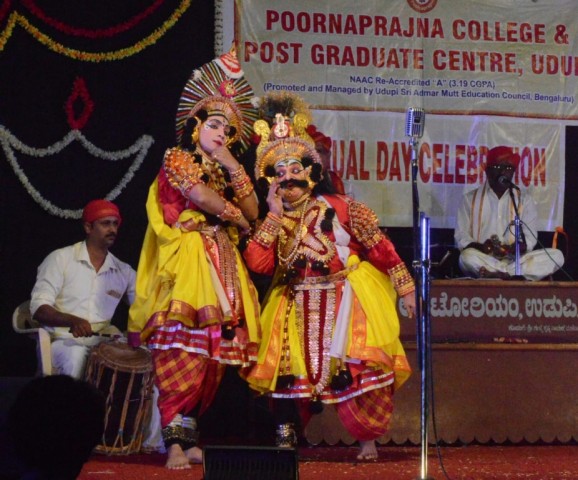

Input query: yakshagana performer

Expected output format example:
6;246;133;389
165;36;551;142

243;99;415;461
128;50;260;470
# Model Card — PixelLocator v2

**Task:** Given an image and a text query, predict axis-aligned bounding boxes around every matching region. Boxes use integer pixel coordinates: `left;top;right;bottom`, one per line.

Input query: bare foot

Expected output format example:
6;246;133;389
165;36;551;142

165;444;192;470
479;267;510;280
357;440;378;461
185;446;203;464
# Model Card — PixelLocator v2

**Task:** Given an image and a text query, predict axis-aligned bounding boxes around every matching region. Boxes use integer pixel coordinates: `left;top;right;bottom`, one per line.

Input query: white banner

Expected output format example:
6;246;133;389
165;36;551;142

234;0;573;229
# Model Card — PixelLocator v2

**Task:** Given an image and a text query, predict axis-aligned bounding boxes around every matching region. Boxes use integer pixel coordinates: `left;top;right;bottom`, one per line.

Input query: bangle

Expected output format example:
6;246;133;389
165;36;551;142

388;263;415;297
229;167;254;200
217;201;243;224
266;212;282;224
253;213;282;248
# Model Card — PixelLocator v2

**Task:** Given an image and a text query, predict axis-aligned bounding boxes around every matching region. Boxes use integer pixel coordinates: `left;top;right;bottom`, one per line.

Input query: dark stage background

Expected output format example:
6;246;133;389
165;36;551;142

1;1;577;382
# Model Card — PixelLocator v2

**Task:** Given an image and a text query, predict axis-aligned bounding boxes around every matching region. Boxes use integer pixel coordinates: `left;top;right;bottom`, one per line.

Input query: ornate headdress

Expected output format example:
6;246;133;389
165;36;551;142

175;47;258;150
253;91;320;182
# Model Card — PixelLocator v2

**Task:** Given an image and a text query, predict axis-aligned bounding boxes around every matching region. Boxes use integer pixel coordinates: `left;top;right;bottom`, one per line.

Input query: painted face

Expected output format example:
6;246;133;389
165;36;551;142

84;215;119;249
199;114;231;154
275;158;310;202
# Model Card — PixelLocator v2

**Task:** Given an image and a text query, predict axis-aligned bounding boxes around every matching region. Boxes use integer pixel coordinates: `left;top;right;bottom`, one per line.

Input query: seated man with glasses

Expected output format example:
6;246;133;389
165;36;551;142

454;146;564;281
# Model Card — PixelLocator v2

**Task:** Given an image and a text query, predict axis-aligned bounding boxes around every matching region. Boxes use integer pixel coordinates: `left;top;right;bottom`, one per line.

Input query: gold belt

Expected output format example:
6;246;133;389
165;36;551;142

291;263;358;290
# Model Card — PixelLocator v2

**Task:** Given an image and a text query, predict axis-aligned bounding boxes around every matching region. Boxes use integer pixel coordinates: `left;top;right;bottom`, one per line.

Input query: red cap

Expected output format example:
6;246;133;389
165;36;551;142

487;146;520;169
306;124;332;151
82;200;122;225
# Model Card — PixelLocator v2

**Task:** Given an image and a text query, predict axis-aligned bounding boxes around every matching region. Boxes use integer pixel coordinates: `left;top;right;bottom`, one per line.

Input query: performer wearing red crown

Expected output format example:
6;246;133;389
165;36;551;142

128;50;261;469
243;93;414;461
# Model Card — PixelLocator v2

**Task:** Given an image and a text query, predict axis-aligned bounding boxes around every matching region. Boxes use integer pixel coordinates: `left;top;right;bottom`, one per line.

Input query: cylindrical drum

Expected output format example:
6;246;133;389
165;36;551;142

85;341;154;455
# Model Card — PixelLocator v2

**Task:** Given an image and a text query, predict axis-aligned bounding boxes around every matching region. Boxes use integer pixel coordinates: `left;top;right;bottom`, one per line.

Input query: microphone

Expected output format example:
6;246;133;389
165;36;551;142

405;107;425;138
498;175;520;190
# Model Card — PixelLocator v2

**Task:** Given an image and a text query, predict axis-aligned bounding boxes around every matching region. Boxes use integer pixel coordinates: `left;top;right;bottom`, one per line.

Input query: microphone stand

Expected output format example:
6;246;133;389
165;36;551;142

507;187;524;276
409;135;434;480
410;136;422;350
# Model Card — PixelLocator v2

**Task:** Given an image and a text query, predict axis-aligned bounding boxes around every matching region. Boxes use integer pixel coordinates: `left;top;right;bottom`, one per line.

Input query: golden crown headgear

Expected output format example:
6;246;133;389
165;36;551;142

175;46;258;151
255;136;321;183
253;91;321;182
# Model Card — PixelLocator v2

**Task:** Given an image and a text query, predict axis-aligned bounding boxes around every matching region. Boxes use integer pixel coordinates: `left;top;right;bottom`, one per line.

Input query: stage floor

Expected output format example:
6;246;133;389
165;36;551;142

71;444;578;480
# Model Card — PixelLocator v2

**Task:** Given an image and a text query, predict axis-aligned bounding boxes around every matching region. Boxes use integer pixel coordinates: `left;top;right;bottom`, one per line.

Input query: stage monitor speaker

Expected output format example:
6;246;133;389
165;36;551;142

203;445;298;480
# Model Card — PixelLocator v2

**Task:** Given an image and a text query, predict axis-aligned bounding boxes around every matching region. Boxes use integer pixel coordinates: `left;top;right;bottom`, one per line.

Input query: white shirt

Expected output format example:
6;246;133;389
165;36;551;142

30;241;136;337
454;182;538;251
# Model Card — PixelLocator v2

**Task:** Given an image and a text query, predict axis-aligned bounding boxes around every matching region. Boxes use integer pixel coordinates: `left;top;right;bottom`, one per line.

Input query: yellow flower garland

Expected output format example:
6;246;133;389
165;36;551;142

0;0;191;62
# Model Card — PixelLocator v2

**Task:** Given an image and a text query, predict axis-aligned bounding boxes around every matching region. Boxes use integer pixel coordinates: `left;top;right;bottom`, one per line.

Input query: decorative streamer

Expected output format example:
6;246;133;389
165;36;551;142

0;0;191;61
214;0;224;56
0;126;154;219
20;0;166;38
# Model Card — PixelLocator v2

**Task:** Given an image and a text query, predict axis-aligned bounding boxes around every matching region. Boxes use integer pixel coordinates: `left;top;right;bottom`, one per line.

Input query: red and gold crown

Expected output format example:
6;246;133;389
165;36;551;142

175;47;258;151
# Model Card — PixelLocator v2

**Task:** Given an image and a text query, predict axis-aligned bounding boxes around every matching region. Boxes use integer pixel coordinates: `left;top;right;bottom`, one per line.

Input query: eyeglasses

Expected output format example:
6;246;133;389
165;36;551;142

487;164;515;172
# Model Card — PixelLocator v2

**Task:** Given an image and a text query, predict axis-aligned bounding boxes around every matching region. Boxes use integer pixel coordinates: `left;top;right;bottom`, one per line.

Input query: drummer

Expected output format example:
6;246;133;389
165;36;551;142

30;199;135;378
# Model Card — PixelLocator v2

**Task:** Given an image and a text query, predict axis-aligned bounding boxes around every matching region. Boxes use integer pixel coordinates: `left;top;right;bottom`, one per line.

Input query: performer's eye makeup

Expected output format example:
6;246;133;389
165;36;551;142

204;119;231;136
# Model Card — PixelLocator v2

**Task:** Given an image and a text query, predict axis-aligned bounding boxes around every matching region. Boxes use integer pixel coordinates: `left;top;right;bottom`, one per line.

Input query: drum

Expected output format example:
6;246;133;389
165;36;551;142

84;341;155;455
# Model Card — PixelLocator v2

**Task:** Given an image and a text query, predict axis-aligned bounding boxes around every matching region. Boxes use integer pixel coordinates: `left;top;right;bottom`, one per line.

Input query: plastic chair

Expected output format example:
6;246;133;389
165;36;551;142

12;300;52;376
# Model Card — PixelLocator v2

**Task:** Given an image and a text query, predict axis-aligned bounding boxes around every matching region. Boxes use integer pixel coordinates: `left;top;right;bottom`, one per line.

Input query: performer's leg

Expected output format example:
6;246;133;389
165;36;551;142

336;385;394;461
358;440;378;460
272;398;298;447
182;413;202;464
162;413;200;469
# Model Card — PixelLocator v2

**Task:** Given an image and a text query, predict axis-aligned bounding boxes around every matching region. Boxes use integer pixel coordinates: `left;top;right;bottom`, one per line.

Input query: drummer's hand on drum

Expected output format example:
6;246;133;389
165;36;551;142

68;316;94;337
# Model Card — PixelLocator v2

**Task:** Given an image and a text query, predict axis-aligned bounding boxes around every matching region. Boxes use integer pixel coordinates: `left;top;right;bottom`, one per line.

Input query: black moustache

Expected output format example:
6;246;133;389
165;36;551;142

279;179;309;189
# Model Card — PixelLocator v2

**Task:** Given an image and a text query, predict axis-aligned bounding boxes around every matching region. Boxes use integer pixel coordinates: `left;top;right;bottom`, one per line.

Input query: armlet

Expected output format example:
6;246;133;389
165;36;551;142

163;148;204;194
348;200;383;249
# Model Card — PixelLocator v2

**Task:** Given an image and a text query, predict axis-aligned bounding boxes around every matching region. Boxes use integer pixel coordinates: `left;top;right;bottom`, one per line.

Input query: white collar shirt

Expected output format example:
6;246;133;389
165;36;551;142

30;241;136;334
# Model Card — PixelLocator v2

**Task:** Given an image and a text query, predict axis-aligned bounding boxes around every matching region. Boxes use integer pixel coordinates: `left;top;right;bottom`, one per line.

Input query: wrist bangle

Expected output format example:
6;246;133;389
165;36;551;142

229;166;254;200
217;201;243;224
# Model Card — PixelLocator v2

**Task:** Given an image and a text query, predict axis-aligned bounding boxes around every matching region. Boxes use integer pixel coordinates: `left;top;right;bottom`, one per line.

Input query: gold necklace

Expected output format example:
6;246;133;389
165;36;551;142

277;197;310;266
196;147;226;192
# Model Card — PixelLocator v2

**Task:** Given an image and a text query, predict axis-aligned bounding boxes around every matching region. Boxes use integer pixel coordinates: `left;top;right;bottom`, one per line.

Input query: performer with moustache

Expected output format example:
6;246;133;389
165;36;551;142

243;106;415;461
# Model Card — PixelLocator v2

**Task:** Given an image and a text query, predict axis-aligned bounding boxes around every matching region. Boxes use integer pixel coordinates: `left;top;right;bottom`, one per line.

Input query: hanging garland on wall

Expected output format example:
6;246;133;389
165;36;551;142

0;0;192;61
214;0;224;56
0;127;154;219
19;0;166;38
0;76;154;219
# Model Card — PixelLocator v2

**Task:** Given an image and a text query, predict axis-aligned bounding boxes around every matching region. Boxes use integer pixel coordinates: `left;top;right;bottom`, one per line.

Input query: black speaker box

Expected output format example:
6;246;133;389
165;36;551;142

203;445;298;480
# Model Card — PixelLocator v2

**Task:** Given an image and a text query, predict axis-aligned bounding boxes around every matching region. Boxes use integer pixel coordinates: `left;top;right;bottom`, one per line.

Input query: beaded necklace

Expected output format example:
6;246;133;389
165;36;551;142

277;196;310;266
196;147;227;194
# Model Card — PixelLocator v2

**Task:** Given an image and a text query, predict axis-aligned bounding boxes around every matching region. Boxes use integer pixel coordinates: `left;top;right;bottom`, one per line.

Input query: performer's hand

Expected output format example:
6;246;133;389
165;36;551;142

402;292;416;318
267;180;283;217
211;146;238;171
68;317;94;338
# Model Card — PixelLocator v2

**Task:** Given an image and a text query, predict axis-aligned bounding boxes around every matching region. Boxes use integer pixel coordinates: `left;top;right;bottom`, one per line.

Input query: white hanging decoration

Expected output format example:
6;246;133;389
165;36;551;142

0;126;154;219
214;0;224;56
